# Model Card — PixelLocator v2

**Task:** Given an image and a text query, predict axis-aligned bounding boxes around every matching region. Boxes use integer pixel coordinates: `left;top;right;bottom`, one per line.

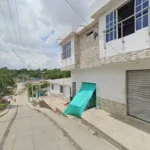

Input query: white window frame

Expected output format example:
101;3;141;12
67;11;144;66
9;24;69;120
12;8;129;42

62;41;71;59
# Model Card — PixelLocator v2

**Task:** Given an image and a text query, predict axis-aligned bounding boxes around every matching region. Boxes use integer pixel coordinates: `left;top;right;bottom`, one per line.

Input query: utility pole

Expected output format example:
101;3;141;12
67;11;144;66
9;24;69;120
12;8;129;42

32;83;33;101
41;71;44;81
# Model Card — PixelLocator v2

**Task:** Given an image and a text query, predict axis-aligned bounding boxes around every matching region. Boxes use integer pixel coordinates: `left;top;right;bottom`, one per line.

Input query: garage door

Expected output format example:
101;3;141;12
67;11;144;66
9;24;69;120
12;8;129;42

127;70;150;122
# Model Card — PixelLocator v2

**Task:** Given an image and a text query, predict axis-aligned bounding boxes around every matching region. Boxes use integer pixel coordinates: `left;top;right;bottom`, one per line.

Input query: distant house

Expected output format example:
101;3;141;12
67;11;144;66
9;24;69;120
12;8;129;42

31;77;41;81
48;78;71;101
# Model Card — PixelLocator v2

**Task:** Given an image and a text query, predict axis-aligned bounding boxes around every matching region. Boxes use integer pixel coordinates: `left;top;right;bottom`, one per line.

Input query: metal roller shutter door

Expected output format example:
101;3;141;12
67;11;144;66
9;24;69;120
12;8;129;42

127;70;150;122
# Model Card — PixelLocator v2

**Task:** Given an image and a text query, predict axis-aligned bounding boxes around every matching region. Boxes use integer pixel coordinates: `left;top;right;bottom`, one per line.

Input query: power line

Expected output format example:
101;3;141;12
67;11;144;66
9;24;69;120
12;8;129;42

0;1;41;70
0;4;13;43
1;37;32;69
13;0;41;69
6;0;22;55
3;0;34;69
64;0;88;24
7;0;16;38
64;0;120;54
0;4;25;65
69;0;87;18
14;0;24;57
0;2;30;68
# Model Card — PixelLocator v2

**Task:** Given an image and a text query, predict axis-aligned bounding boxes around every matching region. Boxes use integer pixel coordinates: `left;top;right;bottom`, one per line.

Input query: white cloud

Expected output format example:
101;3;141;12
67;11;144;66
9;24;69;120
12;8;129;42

0;0;95;69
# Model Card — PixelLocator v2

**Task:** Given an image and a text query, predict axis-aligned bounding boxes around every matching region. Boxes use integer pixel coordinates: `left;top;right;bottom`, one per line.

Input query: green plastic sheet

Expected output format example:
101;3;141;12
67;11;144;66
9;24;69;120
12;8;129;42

64;82;96;118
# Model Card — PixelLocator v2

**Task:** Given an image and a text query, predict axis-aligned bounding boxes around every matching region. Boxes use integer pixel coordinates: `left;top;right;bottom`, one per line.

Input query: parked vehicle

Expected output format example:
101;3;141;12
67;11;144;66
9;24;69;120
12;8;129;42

1;98;7;103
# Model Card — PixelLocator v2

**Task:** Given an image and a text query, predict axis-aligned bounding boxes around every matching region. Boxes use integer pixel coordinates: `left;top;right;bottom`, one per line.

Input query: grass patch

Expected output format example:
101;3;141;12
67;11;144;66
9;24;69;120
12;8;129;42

31;100;39;107
0;103;8;110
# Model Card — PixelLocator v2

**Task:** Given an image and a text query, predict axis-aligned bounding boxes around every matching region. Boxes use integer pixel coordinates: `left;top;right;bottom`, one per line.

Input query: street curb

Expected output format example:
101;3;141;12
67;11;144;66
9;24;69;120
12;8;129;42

27;102;82;150
0;105;18;150
0;109;9;118
81;118;128;150
0;102;15;119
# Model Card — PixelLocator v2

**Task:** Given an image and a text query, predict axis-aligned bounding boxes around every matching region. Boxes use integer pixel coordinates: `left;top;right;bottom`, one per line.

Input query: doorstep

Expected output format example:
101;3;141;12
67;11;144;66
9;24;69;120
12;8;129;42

82;108;150;150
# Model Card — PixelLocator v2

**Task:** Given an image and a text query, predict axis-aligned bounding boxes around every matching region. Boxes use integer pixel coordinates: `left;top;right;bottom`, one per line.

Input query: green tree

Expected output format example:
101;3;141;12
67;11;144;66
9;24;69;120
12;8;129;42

0;68;15;99
0;67;71;83
40;81;49;89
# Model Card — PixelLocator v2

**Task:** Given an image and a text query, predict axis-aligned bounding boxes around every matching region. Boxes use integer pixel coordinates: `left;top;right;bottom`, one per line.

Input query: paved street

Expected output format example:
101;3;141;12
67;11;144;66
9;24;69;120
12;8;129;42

3;90;76;150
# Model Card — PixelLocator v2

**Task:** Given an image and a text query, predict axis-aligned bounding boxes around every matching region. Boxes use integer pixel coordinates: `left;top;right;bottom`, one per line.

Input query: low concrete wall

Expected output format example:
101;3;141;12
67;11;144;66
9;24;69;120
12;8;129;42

99;98;126;116
39;100;51;110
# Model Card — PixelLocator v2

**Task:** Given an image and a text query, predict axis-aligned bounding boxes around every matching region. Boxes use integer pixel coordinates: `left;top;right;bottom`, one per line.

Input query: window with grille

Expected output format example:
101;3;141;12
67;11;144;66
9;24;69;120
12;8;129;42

136;0;149;31
60;86;63;93
106;11;116;42
62;41;71;59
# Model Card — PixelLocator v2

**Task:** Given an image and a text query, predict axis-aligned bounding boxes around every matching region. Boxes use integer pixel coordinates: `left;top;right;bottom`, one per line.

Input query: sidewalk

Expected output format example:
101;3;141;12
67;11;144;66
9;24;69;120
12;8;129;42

0;103;17;148
82;109;150;150
0;100;15;118
27;101;118;150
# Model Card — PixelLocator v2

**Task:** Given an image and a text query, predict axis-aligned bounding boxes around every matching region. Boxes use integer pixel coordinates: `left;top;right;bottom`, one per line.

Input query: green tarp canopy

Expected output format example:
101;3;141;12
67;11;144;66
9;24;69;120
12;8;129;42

64;82;96;118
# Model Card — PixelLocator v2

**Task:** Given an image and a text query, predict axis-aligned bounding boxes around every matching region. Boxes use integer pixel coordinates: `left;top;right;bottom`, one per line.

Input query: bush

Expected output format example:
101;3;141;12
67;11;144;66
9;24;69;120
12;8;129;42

0;103;7;110
41;81;49;89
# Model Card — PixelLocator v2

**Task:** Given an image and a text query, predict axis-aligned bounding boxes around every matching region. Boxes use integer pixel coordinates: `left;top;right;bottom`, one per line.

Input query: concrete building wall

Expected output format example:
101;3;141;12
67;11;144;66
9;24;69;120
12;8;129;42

61;37;75;68
98;0;149;58
71;59;150;116
48;78;71;100
49;83;71;100
74;23;99;69
51;84;60;95
49;78;71;86
63;85;71;99
72;66;126;104
77;23;99;68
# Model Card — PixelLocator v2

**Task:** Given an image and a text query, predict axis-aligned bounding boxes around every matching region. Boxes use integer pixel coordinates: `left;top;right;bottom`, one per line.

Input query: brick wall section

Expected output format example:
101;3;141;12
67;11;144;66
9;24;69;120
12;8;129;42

74;23;99;69
100;48;150;65
74;35;80;68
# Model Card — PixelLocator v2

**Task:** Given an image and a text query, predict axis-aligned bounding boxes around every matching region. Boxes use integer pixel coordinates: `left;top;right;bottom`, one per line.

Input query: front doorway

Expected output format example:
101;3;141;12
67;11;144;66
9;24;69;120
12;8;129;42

72;82;76;98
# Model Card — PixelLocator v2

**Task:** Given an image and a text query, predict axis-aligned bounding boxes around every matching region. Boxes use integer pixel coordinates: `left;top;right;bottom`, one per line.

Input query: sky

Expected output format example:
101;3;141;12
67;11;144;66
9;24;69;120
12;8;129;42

0;0;95;69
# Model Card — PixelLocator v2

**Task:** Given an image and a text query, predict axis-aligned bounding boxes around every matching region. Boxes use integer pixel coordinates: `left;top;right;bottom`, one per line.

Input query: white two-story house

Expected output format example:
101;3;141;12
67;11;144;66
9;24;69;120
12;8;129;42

59;0;150;123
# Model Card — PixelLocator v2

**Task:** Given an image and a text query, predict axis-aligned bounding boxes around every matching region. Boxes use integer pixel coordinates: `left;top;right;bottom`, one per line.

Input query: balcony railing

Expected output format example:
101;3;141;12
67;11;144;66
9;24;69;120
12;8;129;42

103;6;150;53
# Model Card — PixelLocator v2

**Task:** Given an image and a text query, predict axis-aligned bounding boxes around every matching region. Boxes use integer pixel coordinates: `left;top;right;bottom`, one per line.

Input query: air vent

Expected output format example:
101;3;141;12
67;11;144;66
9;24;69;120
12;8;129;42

86;31;93;36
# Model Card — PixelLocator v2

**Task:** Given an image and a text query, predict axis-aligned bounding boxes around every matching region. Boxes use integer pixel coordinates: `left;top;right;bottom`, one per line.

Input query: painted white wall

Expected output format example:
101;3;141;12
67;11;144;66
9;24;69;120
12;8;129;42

98;0;150;58
47;86;51;96
49;84;70;99
51;84;60;95
63;85;71;99
61;37;75;68
71;59;150;104
48;78;71;86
